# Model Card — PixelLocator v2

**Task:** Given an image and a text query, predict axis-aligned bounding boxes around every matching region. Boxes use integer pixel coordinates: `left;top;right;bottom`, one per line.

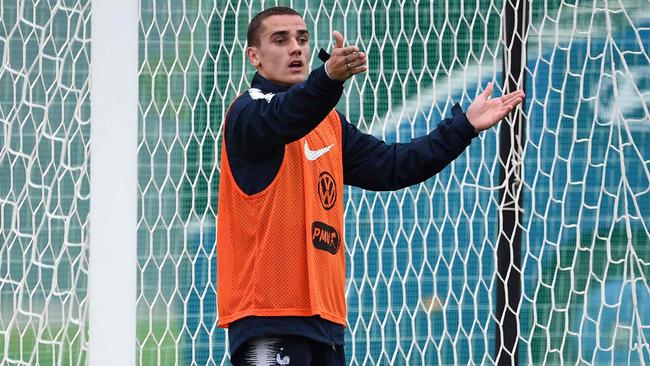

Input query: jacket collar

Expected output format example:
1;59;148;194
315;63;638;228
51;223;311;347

251;72;294;93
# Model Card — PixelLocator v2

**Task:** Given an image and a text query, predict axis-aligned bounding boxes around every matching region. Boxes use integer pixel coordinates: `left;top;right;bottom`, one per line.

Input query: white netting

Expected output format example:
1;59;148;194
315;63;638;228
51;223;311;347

136;0;650;365
0;0;91;365
522;1;650;364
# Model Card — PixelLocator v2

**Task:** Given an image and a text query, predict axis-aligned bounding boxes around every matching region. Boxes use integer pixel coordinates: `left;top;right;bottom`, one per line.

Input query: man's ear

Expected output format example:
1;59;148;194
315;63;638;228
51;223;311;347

247;46;260;68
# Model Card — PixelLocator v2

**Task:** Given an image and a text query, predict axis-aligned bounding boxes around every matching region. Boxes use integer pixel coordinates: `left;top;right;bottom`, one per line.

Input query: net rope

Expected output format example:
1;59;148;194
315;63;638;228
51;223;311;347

0;0;91;365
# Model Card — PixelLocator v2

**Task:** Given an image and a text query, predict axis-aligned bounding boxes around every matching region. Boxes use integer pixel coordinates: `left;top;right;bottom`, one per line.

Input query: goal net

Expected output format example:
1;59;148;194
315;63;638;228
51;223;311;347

1;0;649;365
0;0;90;365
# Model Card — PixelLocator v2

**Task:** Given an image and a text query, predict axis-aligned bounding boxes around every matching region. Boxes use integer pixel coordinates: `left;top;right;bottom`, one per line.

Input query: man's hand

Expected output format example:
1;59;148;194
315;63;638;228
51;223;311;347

325;31;367;81
466;82;525;132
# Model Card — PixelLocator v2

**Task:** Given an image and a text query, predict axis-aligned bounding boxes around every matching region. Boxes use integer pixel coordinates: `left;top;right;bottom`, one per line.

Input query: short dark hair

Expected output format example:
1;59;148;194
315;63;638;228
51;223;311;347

247;6;301;47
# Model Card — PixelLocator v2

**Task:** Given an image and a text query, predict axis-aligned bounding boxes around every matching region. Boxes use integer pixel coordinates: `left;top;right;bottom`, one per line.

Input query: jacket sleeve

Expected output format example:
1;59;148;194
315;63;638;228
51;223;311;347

341;104;479;191
226;66;344;154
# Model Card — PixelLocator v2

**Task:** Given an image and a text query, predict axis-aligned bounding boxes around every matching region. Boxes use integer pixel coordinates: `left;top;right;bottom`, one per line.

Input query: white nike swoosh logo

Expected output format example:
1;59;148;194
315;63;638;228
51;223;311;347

304;141;334;161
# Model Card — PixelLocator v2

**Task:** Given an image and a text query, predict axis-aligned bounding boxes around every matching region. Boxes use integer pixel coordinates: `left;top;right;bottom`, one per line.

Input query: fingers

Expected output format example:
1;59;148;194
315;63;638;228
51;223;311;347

495;94;525;118
502;91;525;108
506;96;525;110
331;31;359;59
468;84;525;131
347;63;367;76
500;90;525;103
325;31;367;81
346;56;366;69
489;89;525;116
484;90;525;122
483;83;525;104
343;52;367;77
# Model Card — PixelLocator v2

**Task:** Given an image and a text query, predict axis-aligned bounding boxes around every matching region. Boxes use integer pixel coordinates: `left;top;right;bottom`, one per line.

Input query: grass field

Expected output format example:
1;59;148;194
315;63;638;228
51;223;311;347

1;319;184;366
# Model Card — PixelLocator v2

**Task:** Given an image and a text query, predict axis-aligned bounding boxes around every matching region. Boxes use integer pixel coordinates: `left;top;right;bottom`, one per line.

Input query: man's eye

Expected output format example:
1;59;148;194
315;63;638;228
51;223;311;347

274;39;286;45
298;38;308;44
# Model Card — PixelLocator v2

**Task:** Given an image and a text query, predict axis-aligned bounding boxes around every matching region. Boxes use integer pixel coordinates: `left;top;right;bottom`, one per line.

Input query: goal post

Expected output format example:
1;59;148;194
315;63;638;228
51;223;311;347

496;0;528;364
88;0;138;365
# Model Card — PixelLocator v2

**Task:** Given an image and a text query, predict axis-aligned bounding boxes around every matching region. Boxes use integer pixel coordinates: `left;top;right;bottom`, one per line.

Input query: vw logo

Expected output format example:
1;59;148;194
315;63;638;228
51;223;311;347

317;171;336;210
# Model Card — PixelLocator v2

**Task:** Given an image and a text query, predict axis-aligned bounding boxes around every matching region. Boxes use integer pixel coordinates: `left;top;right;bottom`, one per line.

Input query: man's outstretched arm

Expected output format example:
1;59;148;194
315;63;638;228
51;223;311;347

342;84;525;191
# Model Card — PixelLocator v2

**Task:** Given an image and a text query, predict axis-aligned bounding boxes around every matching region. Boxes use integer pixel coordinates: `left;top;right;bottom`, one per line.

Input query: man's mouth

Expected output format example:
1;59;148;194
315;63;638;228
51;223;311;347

289;60;304;69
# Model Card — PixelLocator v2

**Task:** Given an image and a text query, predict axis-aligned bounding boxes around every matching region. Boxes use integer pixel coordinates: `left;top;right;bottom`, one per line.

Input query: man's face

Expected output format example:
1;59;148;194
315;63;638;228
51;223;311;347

247;15;310;86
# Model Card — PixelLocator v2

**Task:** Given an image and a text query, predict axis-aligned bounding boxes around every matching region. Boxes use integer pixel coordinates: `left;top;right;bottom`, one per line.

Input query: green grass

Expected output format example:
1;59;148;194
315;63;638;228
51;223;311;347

137;318;183;366
1;322;86;366
1;318;185;365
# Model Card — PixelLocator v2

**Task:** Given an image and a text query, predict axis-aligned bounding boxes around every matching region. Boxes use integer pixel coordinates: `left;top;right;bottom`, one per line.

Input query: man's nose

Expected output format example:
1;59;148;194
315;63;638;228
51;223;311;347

289;38;302;54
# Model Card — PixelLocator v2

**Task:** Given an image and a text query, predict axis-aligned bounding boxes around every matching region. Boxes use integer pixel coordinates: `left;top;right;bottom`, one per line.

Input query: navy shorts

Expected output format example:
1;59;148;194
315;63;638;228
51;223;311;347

230;335;345;366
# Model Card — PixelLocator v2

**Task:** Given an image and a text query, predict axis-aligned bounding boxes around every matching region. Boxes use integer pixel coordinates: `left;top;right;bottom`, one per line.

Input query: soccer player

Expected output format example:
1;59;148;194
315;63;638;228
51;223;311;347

217;6;524;365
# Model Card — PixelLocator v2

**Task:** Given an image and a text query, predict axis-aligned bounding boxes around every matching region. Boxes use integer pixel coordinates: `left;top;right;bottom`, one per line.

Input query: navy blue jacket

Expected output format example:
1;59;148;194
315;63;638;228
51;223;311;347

223;65;478;356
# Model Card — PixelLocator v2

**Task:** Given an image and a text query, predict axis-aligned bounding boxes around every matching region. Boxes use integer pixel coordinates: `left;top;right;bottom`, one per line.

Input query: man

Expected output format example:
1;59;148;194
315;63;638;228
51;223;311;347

217;6;524;365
